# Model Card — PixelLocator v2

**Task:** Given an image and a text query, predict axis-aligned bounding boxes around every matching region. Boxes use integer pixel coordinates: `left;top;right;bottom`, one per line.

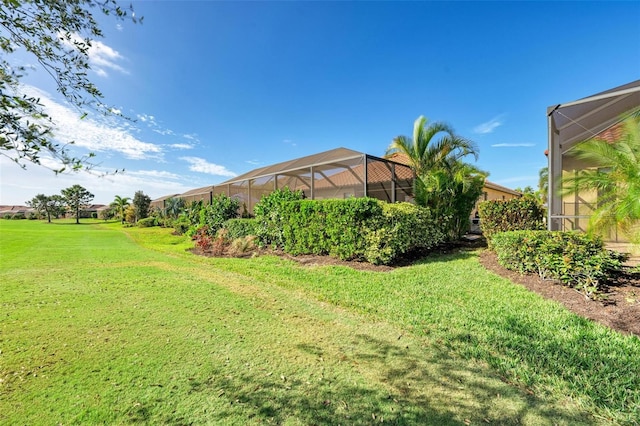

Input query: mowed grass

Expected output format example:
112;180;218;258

0;221;638;424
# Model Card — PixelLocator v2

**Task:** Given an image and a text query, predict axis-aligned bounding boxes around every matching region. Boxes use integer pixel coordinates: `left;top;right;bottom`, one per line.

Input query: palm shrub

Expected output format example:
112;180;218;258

164;197;186;221
562;115;640;244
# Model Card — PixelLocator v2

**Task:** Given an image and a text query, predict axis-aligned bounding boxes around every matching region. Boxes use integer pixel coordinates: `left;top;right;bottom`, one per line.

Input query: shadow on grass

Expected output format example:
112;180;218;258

51;222;94;225
457;312;640;424
152;335;595;425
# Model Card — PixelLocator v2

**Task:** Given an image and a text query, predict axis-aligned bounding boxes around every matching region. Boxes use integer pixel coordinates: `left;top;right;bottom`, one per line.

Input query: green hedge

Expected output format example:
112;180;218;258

280;198;382;260
223;218;258;239
478;198;545;246
492;230;626;297
267;198;446;265
364;202;446;265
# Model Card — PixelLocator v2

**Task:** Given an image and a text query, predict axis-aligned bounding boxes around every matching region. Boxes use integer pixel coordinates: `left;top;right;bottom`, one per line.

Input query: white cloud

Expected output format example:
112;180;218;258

180;157;236;177
23;85;163;160
246;160;261;165
474;115;505;134
61;34;128;77
491;143;536;147
136;113;179;137
127;170;182;180
169;143;194;150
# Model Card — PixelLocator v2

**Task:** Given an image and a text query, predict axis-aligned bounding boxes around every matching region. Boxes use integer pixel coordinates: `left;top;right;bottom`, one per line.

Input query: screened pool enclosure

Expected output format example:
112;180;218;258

152;148;415;213
547;80;640;239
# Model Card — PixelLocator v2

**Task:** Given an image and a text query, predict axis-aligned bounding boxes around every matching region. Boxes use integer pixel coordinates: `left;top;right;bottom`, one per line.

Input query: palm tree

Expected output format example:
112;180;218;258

112;195;131;224
387;115;485;239
386;115;478;176
165;197;185;220
562;116;640;243
538;166;549;204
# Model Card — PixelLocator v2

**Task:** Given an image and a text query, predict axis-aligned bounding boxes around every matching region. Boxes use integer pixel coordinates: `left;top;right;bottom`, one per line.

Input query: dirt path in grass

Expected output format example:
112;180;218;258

194;239;640;337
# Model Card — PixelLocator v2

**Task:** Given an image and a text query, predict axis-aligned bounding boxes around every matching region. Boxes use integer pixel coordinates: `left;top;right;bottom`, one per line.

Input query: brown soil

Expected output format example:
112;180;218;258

478;250;640;337
193;238;640;337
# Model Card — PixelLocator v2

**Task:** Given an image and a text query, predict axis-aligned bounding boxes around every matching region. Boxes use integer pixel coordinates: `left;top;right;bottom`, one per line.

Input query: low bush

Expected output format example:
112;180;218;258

192;226;212;252
478;198;545;246
364;202;447;265
492;230;626;297
10;213;25;220
223;218;258;239
137;217;157;228
173;217;191;235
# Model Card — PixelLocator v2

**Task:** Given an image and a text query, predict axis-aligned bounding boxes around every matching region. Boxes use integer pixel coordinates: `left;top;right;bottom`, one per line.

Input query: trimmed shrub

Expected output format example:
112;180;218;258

10;213;25;220
223;218;258;239
269;198;445;265
253;187;305;247
137;217;157;228
478;198;545;246
492;230;626;297
364;202;447;265
279;198;382;260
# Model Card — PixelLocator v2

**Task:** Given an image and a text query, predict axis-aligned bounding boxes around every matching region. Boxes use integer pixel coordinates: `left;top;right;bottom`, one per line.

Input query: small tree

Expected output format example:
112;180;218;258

124;205;136;224
61;184;94;224
132;191;151;223
26;193;64;223
99;207;115;221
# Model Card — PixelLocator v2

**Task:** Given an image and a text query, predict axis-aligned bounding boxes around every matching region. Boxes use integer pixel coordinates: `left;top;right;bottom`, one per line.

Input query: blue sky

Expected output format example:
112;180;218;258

2;1;639;205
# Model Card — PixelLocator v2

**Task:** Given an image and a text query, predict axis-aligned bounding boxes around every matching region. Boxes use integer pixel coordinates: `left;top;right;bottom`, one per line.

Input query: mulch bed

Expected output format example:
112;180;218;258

478;250;640;337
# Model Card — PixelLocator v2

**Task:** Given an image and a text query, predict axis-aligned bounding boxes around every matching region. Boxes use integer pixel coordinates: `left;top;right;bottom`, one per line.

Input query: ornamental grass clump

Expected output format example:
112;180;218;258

492;230;627;298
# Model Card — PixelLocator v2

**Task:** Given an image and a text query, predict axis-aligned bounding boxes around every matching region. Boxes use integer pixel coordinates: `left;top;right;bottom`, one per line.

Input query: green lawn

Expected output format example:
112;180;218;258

1;220;638;424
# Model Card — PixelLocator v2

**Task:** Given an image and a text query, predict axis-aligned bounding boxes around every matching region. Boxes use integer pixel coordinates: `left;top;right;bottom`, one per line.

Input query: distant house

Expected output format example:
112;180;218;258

547;80;640;241
0;205;32;218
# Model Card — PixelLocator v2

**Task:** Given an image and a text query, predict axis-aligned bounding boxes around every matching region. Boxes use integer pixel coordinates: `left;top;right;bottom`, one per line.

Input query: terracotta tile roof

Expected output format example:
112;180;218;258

595;122;625;143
